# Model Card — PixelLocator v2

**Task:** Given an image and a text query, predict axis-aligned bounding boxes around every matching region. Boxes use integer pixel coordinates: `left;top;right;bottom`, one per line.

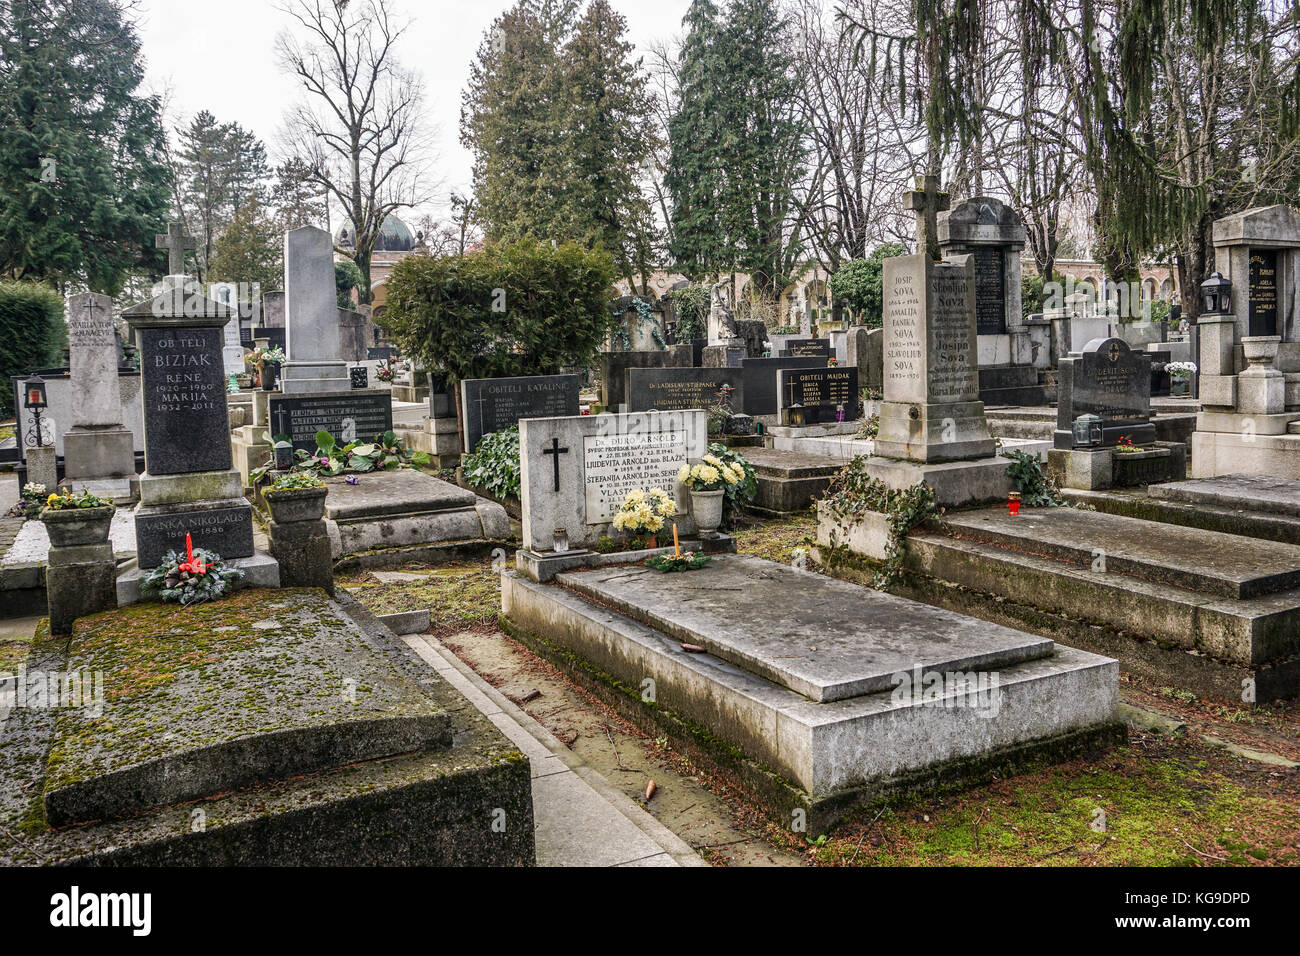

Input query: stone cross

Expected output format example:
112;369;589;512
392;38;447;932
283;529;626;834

903;174;950;262
542;437;569;492
155;221;197;276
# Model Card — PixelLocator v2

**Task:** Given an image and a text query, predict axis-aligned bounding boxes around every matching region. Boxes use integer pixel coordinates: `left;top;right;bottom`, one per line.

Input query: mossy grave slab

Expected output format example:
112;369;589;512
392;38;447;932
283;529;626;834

42;588;452;827
558;554;1053;702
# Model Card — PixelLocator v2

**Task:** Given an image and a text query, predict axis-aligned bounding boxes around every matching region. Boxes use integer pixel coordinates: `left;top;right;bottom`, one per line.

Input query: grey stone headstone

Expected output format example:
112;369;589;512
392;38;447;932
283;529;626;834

518;410;707;552
846;326;883;390
262;291;285;328
66;292;121;427
282;226;349;393
460;373;581;452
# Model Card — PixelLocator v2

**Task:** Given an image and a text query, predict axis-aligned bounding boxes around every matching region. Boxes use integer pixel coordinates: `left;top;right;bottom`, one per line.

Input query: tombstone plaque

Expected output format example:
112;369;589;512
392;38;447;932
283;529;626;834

268;391;394;452
972;246;1006;335
778;338;833;359
739;356;826;415
777;367;860;424
1248;250;1279;337
460;373;581;452
625;367;743;413
1054;336;1156;448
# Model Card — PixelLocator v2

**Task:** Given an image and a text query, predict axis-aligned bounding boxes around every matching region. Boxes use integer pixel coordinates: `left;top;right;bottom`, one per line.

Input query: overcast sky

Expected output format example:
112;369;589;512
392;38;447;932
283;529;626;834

136;0;694;222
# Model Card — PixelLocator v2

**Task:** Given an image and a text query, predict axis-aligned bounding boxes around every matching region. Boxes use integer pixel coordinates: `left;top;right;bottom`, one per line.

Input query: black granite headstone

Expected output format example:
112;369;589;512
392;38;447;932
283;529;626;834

739;356;827;415
268;391;394;452
136;501;254;570
778;338;833;358
367;346;395;361
777;367;860;424
1148;349;1171;397
460;373;580;452
239;326;254;349
1248;249;1279;337
973;247;1007;335
1054;336;1155;449
625;367;744;412
138;325;232;475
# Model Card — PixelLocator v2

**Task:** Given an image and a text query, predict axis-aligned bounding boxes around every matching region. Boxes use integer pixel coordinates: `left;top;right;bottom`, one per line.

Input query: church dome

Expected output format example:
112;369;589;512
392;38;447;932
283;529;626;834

335;214;414;252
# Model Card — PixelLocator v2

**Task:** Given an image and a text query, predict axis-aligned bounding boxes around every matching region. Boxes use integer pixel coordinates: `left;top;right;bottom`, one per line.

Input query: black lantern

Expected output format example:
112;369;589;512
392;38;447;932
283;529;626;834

783;403;806;427
23;373;47;410
1072;413;1103;448
273;440;295;471
1201;272;1232;316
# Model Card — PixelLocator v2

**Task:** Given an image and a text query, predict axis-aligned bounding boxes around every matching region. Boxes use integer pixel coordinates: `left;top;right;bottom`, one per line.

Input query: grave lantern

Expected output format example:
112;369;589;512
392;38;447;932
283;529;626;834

1072;413;1103;448
1201;272;1232;316
784;403;806;427
23;373;47;411
273;439;295;471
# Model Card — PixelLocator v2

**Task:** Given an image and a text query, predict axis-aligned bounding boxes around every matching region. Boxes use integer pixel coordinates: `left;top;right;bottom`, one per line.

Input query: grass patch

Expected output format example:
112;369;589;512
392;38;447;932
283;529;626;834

732;511;816;565
337;562;504;634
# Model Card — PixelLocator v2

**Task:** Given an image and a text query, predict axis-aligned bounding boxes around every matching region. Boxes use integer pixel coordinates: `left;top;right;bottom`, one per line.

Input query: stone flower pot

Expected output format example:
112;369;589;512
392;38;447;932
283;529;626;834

690;489;725;534
259;361;281;390
41;504;115;547
1241;336;1281;366
264;486;328;523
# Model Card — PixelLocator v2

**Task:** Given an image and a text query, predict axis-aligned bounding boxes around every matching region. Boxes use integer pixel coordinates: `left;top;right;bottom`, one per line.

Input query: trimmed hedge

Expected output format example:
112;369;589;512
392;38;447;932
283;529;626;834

0;282;65;416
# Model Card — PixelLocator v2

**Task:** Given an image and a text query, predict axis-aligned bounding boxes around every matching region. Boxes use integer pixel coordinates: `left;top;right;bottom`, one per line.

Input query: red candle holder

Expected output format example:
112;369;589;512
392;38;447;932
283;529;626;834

1008;492;1021;516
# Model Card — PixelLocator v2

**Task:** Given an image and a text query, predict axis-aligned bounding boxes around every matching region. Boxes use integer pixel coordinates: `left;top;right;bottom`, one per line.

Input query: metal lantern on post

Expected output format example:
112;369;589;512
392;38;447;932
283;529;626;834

784;403;806;427
23;373;48;447
273;439;295;472
1201;272;1232;316
1072;413;1103;449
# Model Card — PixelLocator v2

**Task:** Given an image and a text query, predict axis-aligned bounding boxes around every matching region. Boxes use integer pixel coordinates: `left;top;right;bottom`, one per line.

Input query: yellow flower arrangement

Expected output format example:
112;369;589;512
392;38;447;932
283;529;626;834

680;457;745;492
611;487;676;537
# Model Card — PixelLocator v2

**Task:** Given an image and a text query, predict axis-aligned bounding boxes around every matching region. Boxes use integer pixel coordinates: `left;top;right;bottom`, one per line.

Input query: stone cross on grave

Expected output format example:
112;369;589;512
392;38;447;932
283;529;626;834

903;174;950;262
155;221;197;276
542;437;569;492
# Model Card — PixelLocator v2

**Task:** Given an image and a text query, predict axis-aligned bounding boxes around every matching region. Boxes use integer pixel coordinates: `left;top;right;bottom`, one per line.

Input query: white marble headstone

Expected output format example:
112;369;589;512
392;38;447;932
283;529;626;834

66;292;122;427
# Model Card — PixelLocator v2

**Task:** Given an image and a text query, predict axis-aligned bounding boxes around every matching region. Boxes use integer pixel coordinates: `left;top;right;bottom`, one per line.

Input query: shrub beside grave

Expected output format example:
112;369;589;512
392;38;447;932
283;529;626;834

0;281;65;416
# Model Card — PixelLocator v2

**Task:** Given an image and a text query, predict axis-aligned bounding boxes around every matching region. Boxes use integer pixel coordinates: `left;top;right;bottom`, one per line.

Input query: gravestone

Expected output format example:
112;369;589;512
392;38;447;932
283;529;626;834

778;338;832;359
846;326;883;392
460;373;581;453
1054;337;1155;449
62;292;137;499
518;410;707;552
262;291;285;327
368;346;395;361
738;356;826;416
702;346;746;368
777;366;859;425
122;277;255;569
281;226;349;394
625;367;744;413
267;390;394;453
873;251;997;462
598;345;692;409
338;307;371;363
12;370;144;459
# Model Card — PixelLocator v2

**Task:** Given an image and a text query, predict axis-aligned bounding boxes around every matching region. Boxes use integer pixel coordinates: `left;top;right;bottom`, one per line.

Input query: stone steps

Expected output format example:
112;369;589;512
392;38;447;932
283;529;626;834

1061;488;1300;548
895;506;1300;699
739;446;843;514
504;555;1123;831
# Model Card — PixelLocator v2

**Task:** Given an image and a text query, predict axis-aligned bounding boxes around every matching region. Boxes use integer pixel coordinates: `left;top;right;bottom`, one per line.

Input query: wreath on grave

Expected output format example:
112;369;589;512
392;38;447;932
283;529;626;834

141;534;245;606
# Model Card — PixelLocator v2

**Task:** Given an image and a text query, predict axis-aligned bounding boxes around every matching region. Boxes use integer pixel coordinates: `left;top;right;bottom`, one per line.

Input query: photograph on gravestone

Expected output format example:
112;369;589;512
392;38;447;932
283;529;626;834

625;367;744;413
738;356;826;416
460;373;581;452
1249;250;1279;337
268;391;394;451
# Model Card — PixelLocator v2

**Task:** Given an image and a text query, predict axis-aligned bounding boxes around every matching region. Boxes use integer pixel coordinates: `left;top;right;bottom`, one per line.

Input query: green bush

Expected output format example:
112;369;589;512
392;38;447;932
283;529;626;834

0;281;65;416
462;426;521;500
665;284;709;341
706;442;756;529
335;259;363;309
383;238;617;384
828;243;906;328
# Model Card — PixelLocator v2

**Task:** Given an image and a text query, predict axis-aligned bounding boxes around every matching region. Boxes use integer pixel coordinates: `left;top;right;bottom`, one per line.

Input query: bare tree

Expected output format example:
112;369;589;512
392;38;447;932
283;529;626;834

275;0;435;303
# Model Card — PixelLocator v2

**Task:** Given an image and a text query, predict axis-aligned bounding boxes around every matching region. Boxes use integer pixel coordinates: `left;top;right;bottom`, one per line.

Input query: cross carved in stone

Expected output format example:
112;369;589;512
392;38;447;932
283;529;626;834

542;437;569;492
155;221;197;276
903;174;950;262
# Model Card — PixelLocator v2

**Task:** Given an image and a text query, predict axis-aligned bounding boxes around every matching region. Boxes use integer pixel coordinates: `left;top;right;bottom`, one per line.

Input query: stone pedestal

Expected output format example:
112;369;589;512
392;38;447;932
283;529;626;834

266;490;334;595
46;541;117;635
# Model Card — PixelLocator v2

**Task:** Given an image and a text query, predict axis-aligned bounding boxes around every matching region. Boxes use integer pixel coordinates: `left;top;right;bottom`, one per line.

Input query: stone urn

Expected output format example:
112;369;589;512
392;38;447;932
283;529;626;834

1241;335;1281;367
690;489;725;535
264;485;328;524
41;504;115;548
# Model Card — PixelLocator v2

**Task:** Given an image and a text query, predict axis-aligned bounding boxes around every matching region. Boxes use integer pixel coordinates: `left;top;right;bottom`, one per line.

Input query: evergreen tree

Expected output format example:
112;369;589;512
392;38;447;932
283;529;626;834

0;0;171;293
462;0;581;243
665;0;729;280
174;111;271;281
561;0;661;292
208;196;283;297
272;157;328;232
722;0;805;301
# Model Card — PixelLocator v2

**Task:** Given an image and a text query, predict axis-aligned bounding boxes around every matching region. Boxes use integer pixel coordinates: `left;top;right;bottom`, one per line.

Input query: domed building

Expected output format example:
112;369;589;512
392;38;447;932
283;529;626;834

334;213;427;322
